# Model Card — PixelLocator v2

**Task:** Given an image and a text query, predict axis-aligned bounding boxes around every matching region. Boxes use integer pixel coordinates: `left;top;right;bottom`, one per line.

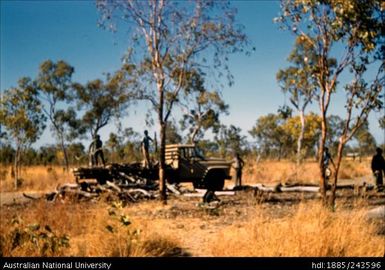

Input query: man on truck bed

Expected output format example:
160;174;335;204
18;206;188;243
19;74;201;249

89;135;106;167
141;130;153;169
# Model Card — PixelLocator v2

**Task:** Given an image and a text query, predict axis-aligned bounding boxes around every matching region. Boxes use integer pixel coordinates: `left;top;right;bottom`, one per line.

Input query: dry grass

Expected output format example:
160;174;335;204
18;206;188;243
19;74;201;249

0;159;381;257
0;158;373;192
0;165;76;192
241;158;372;185
0;200;184;257
211;202;384;257
1;196;383;257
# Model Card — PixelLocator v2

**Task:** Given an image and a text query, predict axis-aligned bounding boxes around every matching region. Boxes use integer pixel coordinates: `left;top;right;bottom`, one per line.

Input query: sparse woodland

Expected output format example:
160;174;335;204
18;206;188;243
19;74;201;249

1;0;384;257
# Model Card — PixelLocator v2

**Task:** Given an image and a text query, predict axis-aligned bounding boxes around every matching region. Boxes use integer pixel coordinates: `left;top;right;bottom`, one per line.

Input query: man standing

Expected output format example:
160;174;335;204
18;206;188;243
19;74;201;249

232;152;245;187
89;135;106;167
141;130;153;169
371;147;385;188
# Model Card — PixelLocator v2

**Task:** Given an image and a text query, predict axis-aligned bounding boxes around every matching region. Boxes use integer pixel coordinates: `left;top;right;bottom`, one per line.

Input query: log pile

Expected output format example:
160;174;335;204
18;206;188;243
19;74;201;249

23;177;185;204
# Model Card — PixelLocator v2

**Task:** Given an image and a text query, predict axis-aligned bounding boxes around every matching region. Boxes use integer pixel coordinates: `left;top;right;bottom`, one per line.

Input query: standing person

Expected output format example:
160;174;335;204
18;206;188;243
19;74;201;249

232;152;245;187
371;147;385;188
141;130;153;169
322;147;335;182
89;135;106;167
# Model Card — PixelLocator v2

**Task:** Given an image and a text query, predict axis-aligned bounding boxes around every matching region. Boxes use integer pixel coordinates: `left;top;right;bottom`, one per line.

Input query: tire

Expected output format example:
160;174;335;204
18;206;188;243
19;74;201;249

204;171;225;191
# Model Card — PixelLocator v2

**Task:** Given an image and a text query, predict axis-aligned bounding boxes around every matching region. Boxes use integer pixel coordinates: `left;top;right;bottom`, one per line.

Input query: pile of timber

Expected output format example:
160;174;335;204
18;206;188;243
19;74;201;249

23;181;189;203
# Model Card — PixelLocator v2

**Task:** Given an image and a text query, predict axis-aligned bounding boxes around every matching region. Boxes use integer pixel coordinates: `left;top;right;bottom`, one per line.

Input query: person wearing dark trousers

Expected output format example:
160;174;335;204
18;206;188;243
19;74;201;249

371;147;385;188
141;130;153;169
232;152;245;188
89;135;106;167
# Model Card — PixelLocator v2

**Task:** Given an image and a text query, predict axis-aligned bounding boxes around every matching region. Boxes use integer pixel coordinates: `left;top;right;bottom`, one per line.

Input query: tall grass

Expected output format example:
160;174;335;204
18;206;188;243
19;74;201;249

242;158;372;185
211;203;384;257
0;165;75;192
0;201;184;257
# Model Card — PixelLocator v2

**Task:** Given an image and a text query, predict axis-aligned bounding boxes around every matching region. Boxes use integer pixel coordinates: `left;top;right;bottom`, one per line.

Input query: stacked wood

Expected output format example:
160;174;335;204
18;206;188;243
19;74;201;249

22;178;183;204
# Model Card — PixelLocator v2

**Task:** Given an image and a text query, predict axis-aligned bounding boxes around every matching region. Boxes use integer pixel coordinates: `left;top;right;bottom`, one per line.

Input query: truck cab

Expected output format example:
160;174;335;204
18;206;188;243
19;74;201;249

165;144;232;191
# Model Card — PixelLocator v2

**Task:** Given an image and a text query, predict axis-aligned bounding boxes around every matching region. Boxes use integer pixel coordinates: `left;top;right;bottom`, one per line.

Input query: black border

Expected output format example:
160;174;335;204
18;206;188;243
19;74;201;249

1;257;384;270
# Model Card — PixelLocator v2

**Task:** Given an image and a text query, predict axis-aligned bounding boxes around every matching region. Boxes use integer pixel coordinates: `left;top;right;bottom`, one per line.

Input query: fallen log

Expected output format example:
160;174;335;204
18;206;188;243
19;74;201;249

166;183;181;195
253;184;276;192
126;188;153;198
59;189;99;199
57;183;79;191
117;172;138;183
106;181;122;193
280;186;320;193
119;190;137;202
184;190;235;197
23;193;40;200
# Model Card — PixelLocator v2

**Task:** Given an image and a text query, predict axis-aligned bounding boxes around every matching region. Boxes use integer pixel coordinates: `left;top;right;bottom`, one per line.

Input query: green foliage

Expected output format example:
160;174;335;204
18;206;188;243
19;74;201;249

0;77;46;188
249;113;293;160
73;71;134;138
353;120;377;155
276;0;384;206
0;78;46;147
248;112;361;160
105;128;141;163
285;112;322;155
165;121;182;145
277;35;318;112
180;70;229;143
35;60;81;170
0;144;14;165
215;125;248;157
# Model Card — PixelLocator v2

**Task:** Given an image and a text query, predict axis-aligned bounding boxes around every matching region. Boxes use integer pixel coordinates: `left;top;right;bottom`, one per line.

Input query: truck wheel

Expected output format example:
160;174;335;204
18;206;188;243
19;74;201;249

205;171;225;191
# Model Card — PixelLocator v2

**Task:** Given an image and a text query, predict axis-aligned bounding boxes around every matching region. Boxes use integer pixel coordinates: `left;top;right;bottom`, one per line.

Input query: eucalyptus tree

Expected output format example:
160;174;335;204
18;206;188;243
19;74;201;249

0;78;46;189
277;36;318;166
180;70;229;143
36;60;77;171
97;0;249;203
249;113;293;160
276;0;384;206
215;125;248;158
73;69;134;140
353;120;377;157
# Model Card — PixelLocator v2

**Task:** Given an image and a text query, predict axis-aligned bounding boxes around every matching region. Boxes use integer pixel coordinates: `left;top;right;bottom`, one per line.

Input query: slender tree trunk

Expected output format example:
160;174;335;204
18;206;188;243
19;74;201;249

157;81;167;205
14;146;19;190
278;144;282;161
59;135;69;172
297;110;305;167
190;125;200;144
329;139;344;208
295;110;306;181
319;112;328;206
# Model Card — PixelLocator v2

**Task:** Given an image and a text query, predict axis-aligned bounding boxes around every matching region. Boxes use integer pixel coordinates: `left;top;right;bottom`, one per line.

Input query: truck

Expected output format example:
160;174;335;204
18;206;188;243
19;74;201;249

73;144;232;191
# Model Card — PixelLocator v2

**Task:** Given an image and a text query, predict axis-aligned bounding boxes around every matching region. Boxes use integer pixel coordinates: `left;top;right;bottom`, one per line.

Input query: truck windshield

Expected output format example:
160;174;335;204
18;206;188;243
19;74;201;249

194;148;205;159
181;147;205;160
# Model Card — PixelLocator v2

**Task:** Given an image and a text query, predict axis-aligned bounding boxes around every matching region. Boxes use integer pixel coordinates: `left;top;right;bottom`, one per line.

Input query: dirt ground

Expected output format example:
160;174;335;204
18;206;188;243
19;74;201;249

1;181;384;257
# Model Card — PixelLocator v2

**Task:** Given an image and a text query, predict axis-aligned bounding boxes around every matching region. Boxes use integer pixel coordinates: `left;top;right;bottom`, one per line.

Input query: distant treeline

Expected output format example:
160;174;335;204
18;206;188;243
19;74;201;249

0;112;380;167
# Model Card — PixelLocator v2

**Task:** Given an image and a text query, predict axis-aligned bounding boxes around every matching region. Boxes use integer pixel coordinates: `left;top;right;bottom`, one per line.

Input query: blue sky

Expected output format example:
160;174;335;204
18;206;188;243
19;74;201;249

1;0;384;147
